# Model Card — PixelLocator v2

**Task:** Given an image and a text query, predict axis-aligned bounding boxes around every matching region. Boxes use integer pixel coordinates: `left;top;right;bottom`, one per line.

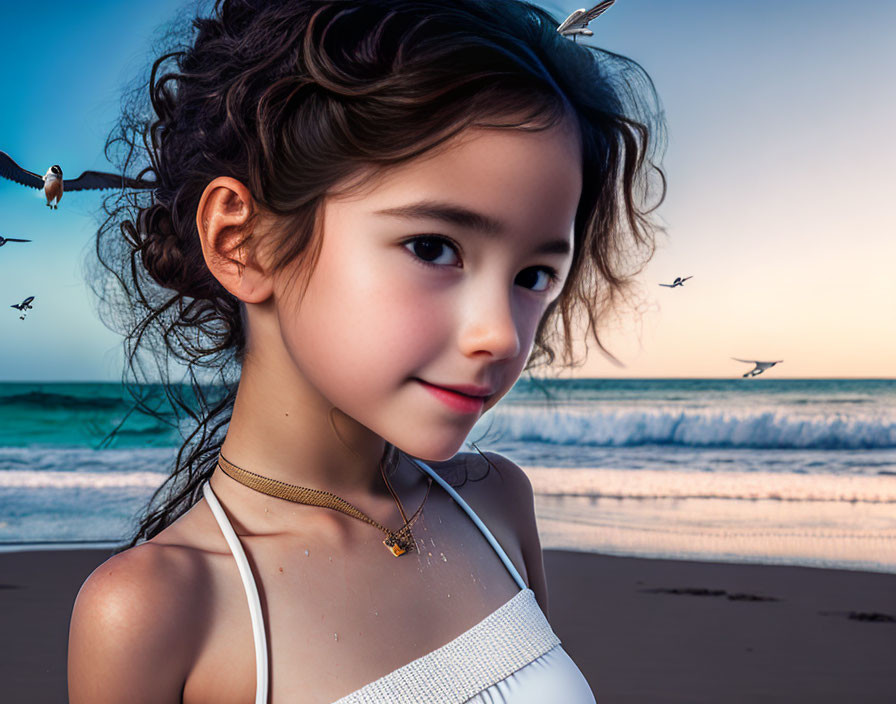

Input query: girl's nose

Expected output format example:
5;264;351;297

458;287;521;360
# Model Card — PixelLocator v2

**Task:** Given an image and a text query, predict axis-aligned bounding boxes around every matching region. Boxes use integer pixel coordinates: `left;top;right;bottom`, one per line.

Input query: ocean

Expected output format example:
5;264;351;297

1;379;894;573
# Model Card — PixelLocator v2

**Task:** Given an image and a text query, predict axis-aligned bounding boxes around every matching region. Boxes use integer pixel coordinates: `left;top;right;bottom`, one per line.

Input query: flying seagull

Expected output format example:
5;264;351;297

0;151;156;209
0;236;31;247
11;295;35;320
659;276;692;288
732;358;783;378
557;0;616;40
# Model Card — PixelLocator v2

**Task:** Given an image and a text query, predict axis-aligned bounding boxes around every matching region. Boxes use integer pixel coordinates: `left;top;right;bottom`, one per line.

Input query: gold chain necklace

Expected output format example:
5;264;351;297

216;453;432;556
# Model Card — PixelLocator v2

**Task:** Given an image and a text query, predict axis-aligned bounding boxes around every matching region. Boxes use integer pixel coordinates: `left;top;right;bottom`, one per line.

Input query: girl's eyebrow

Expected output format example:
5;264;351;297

374;199;571;256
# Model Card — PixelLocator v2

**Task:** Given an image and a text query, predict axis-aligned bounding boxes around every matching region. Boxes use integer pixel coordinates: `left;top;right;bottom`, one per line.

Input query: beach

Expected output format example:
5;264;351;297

5;380;896;574
2;547;894;703
2;380;895;700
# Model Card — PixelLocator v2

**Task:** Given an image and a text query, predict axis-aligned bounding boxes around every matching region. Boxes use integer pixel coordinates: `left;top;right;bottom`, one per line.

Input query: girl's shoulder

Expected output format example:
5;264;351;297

72;496;229;630
68;506;225;702
68;541;208;702
457;449;533;499
72;539;208;630
428;450;537;523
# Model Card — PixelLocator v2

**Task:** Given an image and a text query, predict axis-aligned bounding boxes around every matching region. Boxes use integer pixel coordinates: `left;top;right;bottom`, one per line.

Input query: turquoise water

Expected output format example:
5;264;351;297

1;379;894;572
3;378;894;450
0;383;188;448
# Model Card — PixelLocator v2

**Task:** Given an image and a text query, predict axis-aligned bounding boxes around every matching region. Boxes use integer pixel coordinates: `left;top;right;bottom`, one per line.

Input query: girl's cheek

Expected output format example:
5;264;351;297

349;279;454;361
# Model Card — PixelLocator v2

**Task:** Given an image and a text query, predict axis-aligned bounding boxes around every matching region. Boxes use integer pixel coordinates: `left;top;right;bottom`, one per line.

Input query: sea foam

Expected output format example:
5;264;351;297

479;405;896;450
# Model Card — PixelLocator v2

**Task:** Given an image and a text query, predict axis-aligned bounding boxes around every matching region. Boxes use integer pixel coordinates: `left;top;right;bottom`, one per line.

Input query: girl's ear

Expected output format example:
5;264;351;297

195;177;274;304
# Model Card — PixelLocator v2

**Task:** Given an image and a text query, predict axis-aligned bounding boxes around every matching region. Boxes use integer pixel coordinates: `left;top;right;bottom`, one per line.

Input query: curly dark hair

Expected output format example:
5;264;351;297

90;0;665;548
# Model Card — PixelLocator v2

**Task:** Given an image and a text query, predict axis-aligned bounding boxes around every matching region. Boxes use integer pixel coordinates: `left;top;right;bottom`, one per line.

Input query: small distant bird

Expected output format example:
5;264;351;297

11;295;35;320
557;1;616;40
732;358;783;378
659;276;692;288
0;151;156;210
0;236;31;247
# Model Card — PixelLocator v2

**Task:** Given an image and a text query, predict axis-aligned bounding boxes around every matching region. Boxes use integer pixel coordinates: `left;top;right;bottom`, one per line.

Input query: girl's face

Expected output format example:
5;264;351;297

272;121;582;460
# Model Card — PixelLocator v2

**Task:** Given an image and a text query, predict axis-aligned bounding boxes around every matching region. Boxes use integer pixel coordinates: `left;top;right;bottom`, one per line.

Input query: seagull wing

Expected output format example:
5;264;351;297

659;283;674;287
579;0;616;24
731;357;757;364
0;151;44;189
65;170;158;191
4;238;31;242
557;1;615;35
681;276;693;282
557;9;586;34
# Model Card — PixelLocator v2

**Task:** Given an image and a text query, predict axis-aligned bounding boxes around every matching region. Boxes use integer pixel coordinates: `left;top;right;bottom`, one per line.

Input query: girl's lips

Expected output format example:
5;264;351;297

416;379;487;414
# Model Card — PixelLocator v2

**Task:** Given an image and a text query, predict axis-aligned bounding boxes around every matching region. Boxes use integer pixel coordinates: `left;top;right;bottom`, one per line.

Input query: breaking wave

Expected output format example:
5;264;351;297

481;405;896;450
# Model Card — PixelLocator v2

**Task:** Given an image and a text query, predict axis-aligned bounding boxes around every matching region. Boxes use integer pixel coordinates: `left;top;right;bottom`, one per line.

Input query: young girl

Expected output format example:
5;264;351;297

69;1;663;701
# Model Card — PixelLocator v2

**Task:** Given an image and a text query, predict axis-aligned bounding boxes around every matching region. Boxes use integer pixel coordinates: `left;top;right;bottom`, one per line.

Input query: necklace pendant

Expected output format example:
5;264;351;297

383;535;411;557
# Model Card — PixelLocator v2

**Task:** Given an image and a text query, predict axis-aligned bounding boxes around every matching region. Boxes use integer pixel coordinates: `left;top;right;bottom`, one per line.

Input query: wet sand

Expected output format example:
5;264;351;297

1;548;894;703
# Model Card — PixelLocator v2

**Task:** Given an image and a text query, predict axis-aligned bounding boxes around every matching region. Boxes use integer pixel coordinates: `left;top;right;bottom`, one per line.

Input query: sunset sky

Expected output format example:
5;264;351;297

1;0;893;381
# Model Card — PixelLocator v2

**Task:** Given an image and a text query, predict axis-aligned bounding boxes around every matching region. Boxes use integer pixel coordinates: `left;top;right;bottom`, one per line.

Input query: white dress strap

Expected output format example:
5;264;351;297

202;481;269;704
410;457;529;591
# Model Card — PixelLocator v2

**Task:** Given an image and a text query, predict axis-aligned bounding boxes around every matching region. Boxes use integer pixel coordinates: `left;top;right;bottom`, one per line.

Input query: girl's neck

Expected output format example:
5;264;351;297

221;355;390;498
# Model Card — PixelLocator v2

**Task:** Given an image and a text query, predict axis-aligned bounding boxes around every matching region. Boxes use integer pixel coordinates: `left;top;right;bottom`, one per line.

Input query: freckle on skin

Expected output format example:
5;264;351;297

279;567;284;573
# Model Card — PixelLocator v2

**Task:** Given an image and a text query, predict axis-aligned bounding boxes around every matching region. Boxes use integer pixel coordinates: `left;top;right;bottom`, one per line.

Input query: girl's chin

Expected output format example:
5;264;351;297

390;434;469;463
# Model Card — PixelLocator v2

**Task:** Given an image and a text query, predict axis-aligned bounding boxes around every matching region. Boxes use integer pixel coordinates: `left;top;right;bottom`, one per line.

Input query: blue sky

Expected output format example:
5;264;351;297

1;0;894;381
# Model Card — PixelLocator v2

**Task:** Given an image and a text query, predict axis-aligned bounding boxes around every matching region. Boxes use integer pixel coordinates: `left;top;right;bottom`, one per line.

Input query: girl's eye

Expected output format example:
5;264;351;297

516;267;560;293
403;235;559;293
404;236;460;267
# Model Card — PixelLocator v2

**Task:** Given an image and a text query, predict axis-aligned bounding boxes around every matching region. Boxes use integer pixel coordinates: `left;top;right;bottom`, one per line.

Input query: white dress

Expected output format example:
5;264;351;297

202;457;597;704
